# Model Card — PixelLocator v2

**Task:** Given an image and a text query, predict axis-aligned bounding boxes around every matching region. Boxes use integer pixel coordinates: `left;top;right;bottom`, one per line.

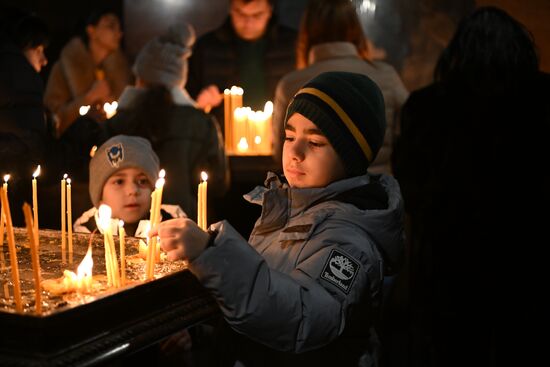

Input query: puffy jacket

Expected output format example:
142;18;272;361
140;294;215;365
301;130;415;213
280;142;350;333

190;172;404;366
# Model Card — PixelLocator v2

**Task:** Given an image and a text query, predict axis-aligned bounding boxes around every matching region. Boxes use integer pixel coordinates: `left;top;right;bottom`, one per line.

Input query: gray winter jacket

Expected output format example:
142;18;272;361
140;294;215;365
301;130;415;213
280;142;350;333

189;172;404;365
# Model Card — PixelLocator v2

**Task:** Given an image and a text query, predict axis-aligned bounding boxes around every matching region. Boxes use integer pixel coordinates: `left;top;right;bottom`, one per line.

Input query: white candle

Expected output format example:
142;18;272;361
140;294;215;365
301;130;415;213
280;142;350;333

67;178;73;264
118;220;126;286
61;174;67;264
32;165;40;247
197;172;208;230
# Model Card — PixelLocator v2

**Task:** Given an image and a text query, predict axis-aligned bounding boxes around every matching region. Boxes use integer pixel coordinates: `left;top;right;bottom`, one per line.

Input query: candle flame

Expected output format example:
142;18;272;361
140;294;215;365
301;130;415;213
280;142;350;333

3;174;10;183
224;88;231;95
201;171;208;181
255;136;262;145
159;169;166;179
237;137;249;152
79;105;91;116
98;204;112;231
119;220;124;228
90;145;97;158
63;173;68;179
66;178;71;185
33;165;41;178
76;245;93;279
264;101;273;115
103;101;118;119
155;177;165;190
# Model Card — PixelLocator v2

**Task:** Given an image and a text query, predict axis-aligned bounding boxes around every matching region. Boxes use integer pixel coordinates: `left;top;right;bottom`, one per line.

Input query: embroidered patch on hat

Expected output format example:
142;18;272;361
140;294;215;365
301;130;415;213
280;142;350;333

321;249;360;294
106;143;124;168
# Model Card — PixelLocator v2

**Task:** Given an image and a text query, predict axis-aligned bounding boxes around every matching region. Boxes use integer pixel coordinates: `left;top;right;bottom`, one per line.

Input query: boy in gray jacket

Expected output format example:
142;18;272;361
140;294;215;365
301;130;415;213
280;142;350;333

152;71;404;366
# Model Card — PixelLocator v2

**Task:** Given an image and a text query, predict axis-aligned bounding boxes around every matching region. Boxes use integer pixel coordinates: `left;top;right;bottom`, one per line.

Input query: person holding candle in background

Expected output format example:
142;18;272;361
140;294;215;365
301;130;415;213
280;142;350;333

151;72;404;366
187;0;296;123
43;6;132;137
73;135;185;237
103;22;229;222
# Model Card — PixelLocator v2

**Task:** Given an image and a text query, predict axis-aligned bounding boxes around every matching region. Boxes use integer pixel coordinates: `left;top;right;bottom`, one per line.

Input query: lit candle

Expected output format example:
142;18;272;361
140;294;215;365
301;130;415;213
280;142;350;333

76;245;94;293
103;101;118;119
60;174;67;264
234;107;250;154
32;165;40;247
224;89;232;152
22;203;42;314
79;105;91;116
1;175;8;249
0;176;22;312
197;172;208;230
98;204;120;288
67;178;73;264
1;175;10;300
146;170;165;279
263;101;274;155
119;220;126;286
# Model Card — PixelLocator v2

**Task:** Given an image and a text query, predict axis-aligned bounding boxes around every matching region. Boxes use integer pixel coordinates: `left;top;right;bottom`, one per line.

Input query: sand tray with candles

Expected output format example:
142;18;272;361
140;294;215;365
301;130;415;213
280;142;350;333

0;228;219;367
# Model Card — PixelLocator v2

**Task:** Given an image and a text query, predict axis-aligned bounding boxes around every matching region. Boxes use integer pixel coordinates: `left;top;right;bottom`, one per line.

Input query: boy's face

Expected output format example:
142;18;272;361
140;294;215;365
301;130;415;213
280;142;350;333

283;113;346;188
101;167;152;224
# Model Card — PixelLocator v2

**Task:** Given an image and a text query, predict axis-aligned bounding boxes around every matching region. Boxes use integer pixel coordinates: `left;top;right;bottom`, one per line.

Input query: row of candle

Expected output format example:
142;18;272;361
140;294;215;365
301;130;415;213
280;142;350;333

79;101;118;119
0;166;210;312
223;86;273;156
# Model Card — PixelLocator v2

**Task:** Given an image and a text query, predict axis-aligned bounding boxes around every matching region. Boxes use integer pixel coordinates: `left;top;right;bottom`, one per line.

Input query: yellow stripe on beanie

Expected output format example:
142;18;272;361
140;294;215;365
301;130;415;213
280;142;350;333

296;87;374;162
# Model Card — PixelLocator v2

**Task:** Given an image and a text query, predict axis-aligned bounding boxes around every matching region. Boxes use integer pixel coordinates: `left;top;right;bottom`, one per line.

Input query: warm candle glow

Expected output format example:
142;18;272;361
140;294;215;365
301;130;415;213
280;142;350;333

98;204;112;231
3;175;10;183
79;105;91;116
76;245;93;280
201;171;208;182
103;101;118;119
264;101;273;115
90;146;97;158
32;165;41;178
237;137;249;152
63;173;68;180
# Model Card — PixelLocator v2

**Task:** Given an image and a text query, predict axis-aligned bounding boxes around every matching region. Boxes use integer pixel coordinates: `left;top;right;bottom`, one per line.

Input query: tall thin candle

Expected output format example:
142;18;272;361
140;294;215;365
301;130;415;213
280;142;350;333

119;220;126;286
67;178;73;264
32;165;40;248
22;203;42;314
197;172;208;230
0;178;22;312
61;174;67;263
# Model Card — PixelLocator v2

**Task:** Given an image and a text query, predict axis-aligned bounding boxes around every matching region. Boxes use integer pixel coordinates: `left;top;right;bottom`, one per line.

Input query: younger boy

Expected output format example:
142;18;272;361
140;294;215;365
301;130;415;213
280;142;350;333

152;72;404;366
74;134;185;236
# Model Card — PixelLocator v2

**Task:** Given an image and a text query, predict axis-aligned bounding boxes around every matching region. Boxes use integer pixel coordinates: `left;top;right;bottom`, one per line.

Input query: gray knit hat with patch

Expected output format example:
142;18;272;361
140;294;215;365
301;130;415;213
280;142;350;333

133;22;195;88
89;135;159;207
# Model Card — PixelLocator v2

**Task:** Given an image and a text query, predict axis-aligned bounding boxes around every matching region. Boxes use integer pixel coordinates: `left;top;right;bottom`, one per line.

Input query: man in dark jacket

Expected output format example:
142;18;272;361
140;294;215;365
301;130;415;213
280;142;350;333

187;0;296;116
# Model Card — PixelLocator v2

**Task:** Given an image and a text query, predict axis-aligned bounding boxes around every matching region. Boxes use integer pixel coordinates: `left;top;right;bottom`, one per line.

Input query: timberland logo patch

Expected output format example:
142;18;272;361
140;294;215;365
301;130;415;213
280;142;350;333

321;249;360;294
106;143;124;168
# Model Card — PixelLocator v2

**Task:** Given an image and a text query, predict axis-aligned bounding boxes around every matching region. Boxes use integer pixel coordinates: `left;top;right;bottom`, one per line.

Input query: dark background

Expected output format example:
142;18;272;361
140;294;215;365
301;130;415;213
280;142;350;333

3;0;550;93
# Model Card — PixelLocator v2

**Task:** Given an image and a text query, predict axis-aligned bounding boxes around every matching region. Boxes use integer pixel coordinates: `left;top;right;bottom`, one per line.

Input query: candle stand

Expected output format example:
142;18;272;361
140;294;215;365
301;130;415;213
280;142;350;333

0;229;219;366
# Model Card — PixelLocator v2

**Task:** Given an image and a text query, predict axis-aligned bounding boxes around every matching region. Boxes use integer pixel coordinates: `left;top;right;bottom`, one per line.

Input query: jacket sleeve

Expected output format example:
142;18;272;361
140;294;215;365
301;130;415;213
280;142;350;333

43;62;88;135
189;219;376;353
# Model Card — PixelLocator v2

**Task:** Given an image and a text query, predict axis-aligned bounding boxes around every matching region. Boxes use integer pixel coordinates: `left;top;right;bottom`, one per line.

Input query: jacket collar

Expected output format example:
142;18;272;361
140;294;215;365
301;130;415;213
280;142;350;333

308;42;360;65
245;172;371;231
